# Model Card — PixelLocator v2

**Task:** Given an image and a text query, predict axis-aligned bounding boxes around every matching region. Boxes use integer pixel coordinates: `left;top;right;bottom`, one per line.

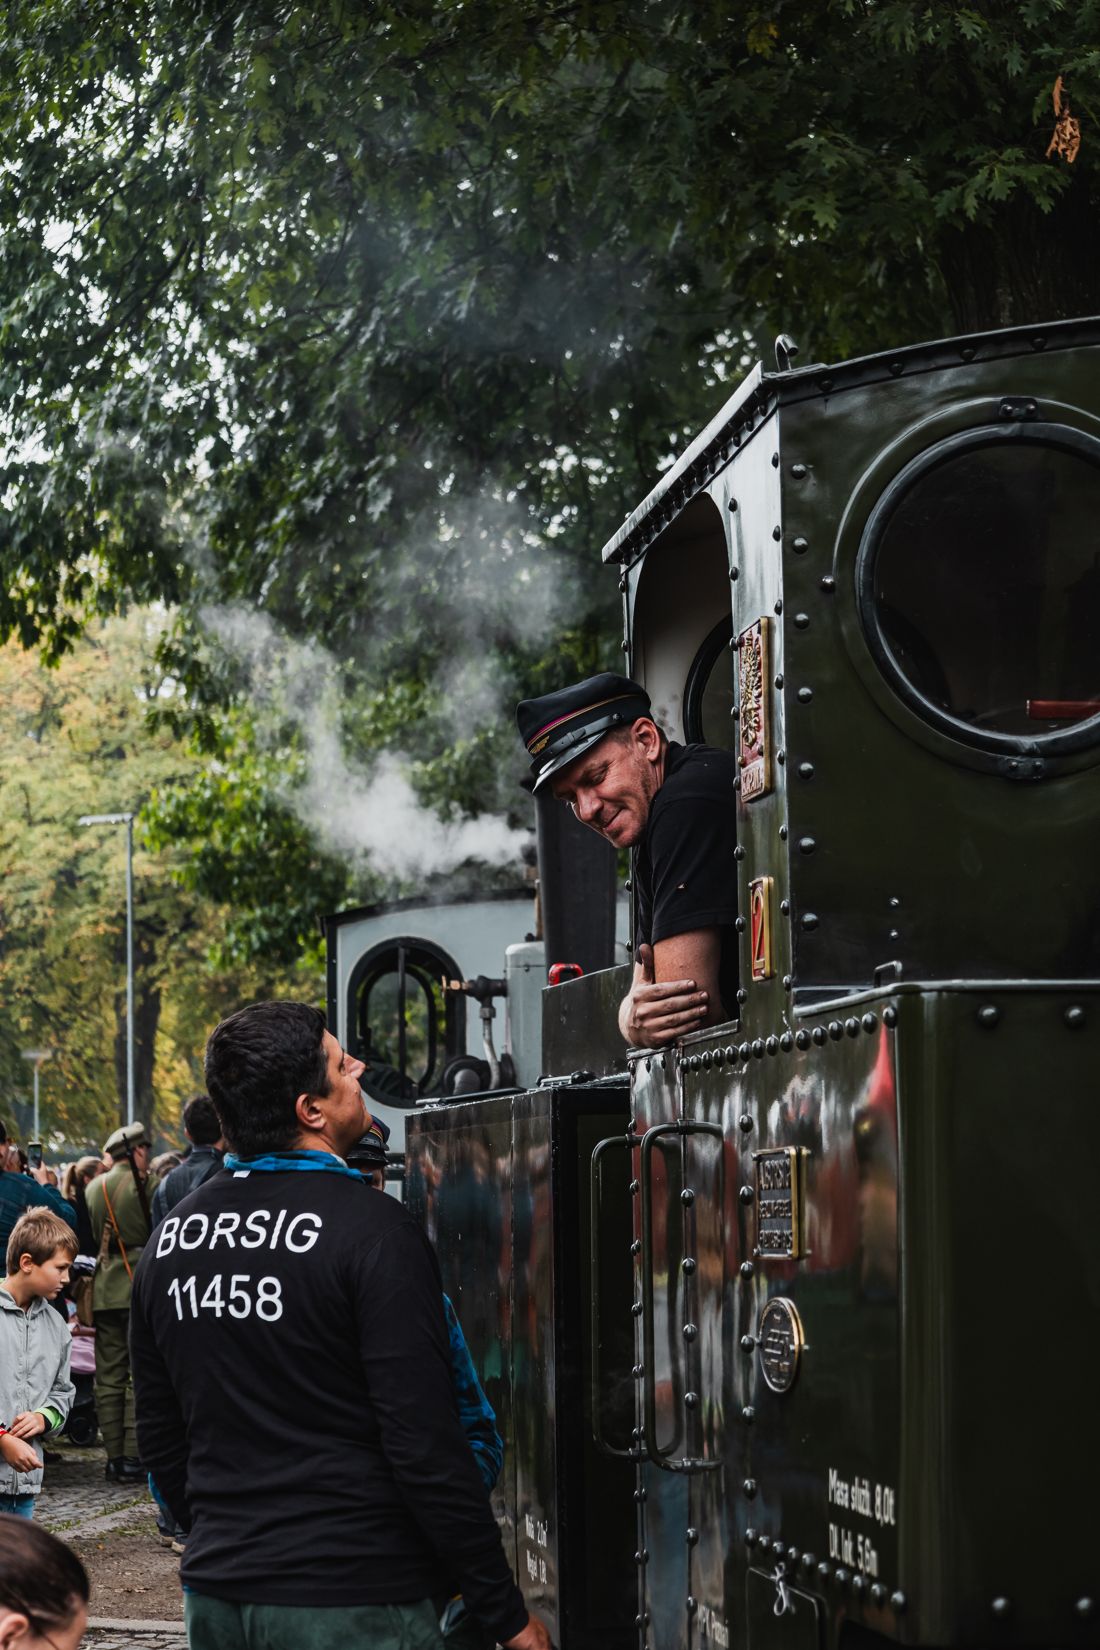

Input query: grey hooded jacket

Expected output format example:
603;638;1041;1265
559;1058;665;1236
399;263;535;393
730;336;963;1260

0;1288;74;1496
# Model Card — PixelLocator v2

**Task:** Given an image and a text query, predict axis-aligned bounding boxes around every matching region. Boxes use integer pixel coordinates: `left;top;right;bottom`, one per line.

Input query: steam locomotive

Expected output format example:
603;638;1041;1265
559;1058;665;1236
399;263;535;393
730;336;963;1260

335;315;1100;1650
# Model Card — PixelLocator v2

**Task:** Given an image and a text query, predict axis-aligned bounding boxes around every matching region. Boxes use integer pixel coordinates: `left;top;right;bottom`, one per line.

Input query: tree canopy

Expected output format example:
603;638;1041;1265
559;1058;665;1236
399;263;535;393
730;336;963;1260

1;0;1097;963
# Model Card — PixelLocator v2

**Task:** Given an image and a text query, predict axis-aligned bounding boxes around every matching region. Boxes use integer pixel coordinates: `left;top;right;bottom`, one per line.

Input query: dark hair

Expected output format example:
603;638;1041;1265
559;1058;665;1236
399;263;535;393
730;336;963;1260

0;1513;88;1633
182;1094;222;1146
204;1002;330;1157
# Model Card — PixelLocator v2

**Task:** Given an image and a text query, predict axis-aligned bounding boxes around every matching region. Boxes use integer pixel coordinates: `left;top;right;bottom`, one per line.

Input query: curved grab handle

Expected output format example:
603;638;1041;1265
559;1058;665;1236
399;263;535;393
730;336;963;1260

589;1131;638;1459
640;1118;725;1474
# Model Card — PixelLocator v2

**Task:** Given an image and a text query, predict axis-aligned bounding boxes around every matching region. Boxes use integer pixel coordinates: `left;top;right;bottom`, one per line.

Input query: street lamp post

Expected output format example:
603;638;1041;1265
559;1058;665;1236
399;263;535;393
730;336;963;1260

19;1049;52;1138
77;811;136;1126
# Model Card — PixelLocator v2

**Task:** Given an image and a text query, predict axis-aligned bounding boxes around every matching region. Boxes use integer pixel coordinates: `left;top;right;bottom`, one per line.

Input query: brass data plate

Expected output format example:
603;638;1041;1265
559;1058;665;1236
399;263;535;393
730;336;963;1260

749;875;775;981
752;1145;809;1260
738;617;773;801
758;1296;805;1394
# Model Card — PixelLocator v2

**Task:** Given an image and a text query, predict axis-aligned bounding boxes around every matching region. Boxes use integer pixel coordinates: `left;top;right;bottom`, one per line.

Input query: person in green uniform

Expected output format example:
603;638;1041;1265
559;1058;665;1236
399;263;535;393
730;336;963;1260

84;1121;153;1482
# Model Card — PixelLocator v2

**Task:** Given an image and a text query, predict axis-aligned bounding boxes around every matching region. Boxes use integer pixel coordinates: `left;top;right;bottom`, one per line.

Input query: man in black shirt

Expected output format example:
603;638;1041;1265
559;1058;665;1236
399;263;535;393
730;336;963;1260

149;1095;224;1227
517;672;739;1048
131;1000;549;1650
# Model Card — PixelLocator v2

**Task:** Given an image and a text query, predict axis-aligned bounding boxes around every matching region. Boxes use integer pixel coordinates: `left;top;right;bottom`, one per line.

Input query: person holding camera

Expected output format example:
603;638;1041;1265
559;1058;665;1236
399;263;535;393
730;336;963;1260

0;1126;75;1266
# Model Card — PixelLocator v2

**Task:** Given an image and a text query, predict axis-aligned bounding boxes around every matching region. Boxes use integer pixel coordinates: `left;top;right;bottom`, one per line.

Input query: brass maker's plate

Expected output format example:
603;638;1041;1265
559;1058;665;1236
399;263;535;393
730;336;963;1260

758;1296;804;1394
753;1145;809;1260
738;617;773;801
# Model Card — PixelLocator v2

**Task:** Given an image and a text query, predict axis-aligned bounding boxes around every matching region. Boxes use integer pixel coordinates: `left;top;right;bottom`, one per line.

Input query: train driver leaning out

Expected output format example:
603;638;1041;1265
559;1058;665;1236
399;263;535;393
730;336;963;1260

517;672;739;1049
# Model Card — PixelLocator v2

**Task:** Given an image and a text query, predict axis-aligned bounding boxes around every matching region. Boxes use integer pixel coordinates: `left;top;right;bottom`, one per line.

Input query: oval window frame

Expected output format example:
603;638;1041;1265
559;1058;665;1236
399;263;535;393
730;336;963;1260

855;420;1100;760
683;616;734;746
347;935;465;1109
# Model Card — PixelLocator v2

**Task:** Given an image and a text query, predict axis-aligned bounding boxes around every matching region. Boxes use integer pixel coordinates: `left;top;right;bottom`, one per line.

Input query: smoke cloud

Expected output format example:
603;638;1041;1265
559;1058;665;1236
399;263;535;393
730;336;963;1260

197;483;591;880
199;602;533;880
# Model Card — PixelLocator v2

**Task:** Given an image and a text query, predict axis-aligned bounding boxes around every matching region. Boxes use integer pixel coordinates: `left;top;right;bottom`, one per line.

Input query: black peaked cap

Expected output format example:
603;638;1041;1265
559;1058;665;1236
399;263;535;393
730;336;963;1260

516;672;652;791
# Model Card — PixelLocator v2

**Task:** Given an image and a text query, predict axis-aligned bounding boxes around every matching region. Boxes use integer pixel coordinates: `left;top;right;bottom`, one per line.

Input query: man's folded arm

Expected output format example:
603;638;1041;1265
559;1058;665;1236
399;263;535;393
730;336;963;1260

653;929;725;1022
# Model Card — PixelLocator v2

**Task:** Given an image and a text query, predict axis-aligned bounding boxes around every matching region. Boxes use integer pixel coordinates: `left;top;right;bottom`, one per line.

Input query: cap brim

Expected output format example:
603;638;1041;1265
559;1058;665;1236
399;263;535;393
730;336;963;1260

531;727;612;792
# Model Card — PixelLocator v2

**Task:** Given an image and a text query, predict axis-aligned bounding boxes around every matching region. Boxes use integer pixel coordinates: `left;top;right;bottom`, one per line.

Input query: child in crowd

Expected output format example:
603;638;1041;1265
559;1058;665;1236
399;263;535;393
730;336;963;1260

0;1209;77;1517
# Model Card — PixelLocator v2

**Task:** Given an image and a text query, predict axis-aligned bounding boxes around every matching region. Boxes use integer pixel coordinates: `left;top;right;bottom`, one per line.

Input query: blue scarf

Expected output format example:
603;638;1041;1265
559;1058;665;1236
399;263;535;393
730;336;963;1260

223;1149;363;1184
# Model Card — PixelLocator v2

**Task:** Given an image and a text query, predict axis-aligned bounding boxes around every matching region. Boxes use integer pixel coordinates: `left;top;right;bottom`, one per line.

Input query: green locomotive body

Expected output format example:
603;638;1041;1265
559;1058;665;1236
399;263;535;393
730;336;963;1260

406;317;1100;1650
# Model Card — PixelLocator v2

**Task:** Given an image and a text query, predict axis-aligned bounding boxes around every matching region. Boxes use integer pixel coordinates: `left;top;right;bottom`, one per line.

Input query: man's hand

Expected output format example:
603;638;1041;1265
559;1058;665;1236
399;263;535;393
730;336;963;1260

29;1163;57;1187
9;1411;47;1440
618;944;710;1048
502;1615;553;1650
0;1433;39;1472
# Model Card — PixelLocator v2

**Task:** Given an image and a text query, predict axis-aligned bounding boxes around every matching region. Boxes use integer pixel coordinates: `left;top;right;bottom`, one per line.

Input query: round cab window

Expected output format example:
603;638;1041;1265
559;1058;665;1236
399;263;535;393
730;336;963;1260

683;618;734;747
858;426;1100;753
348;938;464;1107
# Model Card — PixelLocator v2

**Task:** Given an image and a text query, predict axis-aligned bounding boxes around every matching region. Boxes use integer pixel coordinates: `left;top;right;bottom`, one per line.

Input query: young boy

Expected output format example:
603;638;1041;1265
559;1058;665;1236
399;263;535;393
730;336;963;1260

0;1207;77;1516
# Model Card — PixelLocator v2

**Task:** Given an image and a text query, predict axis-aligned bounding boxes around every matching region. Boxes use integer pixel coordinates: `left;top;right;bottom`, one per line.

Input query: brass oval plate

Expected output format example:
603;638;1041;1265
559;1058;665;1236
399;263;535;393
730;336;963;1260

758;1296;804;1394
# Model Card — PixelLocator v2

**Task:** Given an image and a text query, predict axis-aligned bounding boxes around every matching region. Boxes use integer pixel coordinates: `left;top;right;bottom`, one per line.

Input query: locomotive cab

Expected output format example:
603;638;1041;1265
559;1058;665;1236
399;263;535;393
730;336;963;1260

603;318;1100;1650
409;317;1100;1650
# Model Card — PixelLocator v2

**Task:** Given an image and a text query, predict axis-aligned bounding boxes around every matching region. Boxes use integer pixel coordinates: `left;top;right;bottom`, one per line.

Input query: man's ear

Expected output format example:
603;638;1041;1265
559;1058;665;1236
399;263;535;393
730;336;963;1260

294;1091;327;1137
0;1614;31;1648
17;1252;34;1276
633;716;663;761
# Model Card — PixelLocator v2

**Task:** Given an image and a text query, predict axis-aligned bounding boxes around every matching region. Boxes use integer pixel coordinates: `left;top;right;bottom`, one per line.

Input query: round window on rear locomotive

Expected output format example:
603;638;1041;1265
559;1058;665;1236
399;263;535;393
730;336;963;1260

857;425;1100;754
348;937;464;1108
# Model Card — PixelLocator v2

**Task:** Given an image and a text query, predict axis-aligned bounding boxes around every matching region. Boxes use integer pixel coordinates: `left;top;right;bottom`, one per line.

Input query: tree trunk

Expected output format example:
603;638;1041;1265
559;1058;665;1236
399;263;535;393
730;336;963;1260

937;175;1100;333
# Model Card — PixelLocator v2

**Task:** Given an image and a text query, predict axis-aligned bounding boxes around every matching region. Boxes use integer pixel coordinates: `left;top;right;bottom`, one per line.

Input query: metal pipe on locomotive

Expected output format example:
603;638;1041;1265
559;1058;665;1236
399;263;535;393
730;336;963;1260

333;315;1100;1650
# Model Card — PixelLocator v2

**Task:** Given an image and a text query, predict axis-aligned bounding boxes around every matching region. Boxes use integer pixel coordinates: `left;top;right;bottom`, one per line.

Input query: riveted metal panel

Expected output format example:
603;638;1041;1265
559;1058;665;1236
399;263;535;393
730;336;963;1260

894;983;1100;1646
775;337;1100;991
675;1009;902;1650
630;1050;691;1650
683;1040;745;1650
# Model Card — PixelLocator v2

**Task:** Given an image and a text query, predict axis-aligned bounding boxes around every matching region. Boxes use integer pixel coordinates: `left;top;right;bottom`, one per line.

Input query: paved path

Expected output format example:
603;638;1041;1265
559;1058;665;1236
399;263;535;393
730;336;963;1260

84;1627;187;1649
38;1447;149;1535
37;1446;187;1647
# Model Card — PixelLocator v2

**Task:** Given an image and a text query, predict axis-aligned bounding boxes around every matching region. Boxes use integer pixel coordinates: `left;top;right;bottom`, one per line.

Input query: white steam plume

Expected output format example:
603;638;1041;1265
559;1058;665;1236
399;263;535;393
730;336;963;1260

199;603;530;880
197;487;595;879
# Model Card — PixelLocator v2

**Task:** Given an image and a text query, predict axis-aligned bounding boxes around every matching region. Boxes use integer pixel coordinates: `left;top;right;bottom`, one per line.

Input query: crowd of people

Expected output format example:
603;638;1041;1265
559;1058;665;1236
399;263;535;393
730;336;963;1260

0;1025;549;1650
0;668;728;1646
0;1098;228;1502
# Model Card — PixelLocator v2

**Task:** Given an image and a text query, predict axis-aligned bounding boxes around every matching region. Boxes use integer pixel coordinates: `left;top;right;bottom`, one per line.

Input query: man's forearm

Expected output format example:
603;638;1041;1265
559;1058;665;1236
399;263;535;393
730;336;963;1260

618;939;713;1047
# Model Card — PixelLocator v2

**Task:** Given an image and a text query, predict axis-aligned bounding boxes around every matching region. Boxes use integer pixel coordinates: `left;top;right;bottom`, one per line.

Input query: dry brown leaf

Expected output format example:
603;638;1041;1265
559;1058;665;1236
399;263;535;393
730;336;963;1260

1047;77;1081;164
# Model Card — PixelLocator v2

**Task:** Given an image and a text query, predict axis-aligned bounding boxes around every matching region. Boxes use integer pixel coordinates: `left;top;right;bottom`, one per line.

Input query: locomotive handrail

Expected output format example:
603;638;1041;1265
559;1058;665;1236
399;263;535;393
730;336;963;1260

588;1131;640;1460
640;1118;724;1474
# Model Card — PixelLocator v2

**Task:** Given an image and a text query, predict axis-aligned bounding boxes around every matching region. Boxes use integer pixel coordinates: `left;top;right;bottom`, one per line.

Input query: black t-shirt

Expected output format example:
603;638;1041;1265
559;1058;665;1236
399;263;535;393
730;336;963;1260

130;1167;527;1640
634;741;740;1014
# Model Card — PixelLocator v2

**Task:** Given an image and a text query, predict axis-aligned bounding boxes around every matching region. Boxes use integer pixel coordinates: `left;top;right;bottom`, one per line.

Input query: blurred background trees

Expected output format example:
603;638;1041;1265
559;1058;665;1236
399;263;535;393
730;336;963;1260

0;612;321;1145
1;0;1097;1121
